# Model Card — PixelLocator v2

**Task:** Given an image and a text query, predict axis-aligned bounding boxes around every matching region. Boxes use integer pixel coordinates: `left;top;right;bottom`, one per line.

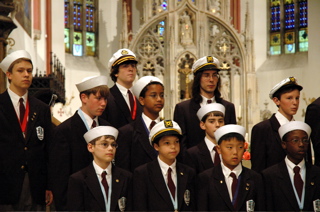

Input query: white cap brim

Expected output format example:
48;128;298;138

197;103;225;121
84;126;119;143
132;76;163;97
278;121;311;140
214;124;246;144
76;76;108;92
0;50;32;73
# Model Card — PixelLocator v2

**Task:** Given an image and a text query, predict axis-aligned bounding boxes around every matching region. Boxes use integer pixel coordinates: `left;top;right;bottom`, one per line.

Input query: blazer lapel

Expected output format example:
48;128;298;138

176;164;188;210
277;161;300;210
110;86;132;122
213;165;235;211
110;166;125;211
303;163;317;210
25;96;38;142
148;160;173;209
198;141;214;168
0;91;25;142
269;115;286;153
135;118;157;159
234;168;251;211
84;164;106;210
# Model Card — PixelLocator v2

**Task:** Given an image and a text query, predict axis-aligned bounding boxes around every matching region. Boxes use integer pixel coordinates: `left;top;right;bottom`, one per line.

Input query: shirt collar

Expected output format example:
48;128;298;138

142;113;160;129
200;95;216;105
221;161;242;179
8;87;28;106
275;111;294;126
93;160;112;176
78;108;98;127
157;156;177;175
204;136;216;152
116;82;132;96
285;156;305;173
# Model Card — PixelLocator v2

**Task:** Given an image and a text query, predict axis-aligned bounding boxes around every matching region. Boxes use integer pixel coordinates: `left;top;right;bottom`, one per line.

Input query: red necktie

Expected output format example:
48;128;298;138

149;120;156;130
293;166;303;200
19;98;25;124
101;171;109;200
230;172;238;202
91;120;97;128
207;99;212;104
213;146;221;166
128;90;136;120
167;168;176;199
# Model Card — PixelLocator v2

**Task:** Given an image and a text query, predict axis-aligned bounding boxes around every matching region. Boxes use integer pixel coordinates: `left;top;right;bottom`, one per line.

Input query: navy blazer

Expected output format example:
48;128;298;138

197;164;265;211
174;98;236;149
305;97;320;166
262;160;320;211
133;159;196;211
250;113;287;172
48;111;110;210
115;116;157;172
67;163;132;211
101;85;142;129
184;140;214;174
0;91;52;205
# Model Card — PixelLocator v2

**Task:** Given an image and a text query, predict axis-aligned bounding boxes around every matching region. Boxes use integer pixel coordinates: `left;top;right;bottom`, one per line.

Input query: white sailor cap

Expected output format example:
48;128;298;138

76;76;108;92
132;76;163;98
192;56;220;74
197;103;225;121
278;121;311;140
214;124;246;144
269;77;303;99
0;50;32;73
108;48;137;71
149;120;182;144
84;126;119;143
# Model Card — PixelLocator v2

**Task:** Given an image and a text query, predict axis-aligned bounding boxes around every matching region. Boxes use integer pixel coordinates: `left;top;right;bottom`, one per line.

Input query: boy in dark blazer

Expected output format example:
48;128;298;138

116;76;164;172
133;120;195;211
262;121;320;211
49;76;110;210
197;124;265;211
251;77;303;172
174;55;236;149
101;48;142;128
0;50;53;211
67;126;132;211
184;103;225;174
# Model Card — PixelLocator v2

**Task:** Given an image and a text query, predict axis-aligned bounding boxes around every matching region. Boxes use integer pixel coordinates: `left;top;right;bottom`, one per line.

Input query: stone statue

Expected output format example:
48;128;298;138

180;11;193;45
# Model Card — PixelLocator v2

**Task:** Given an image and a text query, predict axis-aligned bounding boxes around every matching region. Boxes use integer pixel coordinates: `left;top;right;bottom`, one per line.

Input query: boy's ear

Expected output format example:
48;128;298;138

272;97;280;106
153;143;159;151
87;143;94;153
80;93;89;103
216;145;222;154
199;121;206;130
281;141;287;150
138;96;145;106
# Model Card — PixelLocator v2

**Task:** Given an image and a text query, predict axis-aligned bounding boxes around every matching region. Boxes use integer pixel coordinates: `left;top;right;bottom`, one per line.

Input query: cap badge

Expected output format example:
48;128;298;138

121;50;128;55
289;77;296;83
207;56;214;63
164;120;173;128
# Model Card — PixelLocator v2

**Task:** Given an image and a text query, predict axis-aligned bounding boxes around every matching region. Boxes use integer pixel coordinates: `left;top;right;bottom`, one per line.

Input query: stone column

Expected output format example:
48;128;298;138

0;0;16;93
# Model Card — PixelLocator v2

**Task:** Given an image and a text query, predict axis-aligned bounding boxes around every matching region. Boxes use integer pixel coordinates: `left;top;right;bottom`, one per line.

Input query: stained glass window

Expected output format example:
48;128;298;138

269;0;308;55
64;0;97;56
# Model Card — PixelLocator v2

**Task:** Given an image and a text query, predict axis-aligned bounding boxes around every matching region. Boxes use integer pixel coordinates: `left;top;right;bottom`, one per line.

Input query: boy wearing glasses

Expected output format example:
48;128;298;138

174;56;236;149
67;126;132;211
262;121;320;211
116;76;165;172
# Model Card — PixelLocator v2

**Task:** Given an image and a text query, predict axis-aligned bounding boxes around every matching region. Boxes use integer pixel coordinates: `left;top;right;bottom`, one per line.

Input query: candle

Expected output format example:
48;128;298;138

238;105;242;118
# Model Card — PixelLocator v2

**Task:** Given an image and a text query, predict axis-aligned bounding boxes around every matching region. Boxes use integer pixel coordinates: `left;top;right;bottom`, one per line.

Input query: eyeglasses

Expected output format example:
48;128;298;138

288;138;309;144
202;73;220;80
94;142;118;149
147;94;165;99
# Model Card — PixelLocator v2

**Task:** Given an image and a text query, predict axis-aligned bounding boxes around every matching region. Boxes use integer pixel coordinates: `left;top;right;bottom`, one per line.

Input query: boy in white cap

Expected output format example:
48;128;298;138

115;76;164;172
174;55;236;149
49;76;110;210
262;121;320;211
197;124;265;211
0;50;53;210
184;103;225;174
67;126;132;211
101;48;142;128
133;120;196;211
251;77;304;173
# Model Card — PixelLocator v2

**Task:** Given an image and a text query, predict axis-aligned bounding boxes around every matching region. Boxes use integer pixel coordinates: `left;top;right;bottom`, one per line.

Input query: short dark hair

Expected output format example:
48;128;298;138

152;135;181;145
139;81;164;98
273;84;302;100
201;111;224;122
218;132;245;145
110;60;138;83
192;70;222;104
89;135;116;145
79;85;109;99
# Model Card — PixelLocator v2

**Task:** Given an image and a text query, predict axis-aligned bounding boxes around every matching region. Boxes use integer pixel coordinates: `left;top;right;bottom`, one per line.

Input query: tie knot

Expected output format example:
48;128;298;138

101;171;107;178
207;99;212;104
294;166;300;174
92;120;97;128
19;98;24;104
149;120;156;130
213;146;218;152
230;172;237;180
168;167;172;174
